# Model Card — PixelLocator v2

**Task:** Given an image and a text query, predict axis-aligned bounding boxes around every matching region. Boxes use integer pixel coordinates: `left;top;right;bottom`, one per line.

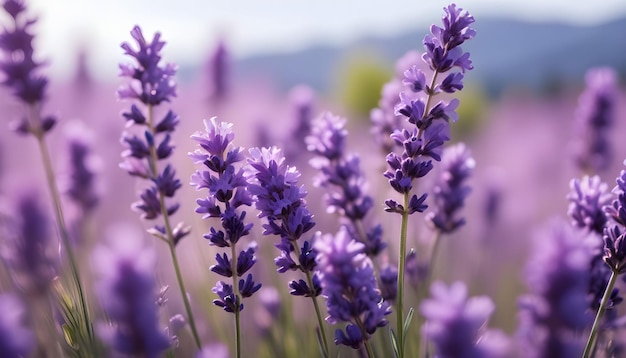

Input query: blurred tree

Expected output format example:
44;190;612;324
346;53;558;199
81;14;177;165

332;50;392;119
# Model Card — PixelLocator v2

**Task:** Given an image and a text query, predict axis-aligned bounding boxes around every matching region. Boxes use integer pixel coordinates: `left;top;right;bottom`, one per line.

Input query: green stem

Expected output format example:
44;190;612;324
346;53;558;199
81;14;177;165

30;105;96;351
293;240;330;357
146;105;202;349
583;270;617;358
395;192;410;358
231;243;242;358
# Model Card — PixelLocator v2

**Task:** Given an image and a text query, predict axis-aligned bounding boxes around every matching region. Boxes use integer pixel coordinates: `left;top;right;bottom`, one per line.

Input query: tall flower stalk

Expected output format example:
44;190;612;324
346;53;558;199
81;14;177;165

315;227;391;357
0;0;98;354
382;4;476;356
189;118;261;358
584;161;626;357
307;112;385;257
117;25;198;349
246;146;331;357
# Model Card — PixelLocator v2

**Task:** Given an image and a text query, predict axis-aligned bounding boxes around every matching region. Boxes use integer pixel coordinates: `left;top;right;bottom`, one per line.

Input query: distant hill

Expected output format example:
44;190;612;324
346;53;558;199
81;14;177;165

231;17;626;96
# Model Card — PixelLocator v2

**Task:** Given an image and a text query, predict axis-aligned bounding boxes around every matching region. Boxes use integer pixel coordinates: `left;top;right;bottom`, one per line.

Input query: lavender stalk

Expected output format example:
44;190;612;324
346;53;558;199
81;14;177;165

117;25;199;349
189;118;261;358
0;0;97;353
382;5;476;356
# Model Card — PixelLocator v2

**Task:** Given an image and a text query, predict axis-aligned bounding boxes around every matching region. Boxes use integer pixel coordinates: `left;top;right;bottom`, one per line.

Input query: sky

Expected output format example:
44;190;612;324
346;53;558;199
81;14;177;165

14;0;626;80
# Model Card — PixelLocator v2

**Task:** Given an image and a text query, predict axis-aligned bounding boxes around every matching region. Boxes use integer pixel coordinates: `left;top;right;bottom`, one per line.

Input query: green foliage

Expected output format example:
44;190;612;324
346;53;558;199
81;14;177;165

451;83;489;141
332;50;393;119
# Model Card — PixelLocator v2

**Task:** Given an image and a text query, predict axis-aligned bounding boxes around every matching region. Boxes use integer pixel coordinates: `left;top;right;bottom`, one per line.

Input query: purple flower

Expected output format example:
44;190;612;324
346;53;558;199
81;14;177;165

315;228;391;349
190;118;259;313
63;122;100;213
421;281;508;358
572;67;617;173
93;227;171;357
0;293;34;357
517;219;594;357
1;189;58;295
0;0;57;136
207;40;229;101
118;26;177;105
567;175;611;234
426;143;475;234
307;112;386;256
118;25;188;245
567;175;621;314
603;161;626;275
247;146;321;297
0;0;47;104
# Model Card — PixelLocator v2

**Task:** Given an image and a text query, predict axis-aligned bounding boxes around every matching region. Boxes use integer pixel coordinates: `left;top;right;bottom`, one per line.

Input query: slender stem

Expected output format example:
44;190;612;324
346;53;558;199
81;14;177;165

230;243;242;358
395;192;410;358
30;105;96;349
146;104;202;349
583;270;617;358
292;240;330;357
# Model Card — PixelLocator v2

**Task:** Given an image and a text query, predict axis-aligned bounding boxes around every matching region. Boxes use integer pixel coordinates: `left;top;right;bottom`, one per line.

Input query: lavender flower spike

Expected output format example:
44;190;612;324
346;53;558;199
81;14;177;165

246;146;331;355
93;226;171;357
427;143;475;234
307;112;385;256
0;293;34;357
190;117;259;358
315;227;391;352
573;67;617;173
421;281;509;358
0;189;58;295
118;24;199;348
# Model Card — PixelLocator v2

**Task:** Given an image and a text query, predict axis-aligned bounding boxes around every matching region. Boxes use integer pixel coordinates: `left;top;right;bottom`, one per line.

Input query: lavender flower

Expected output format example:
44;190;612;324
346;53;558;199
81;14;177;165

517;219;593;357
246;146;331;354
93;227;171;357
603;162;626;274
64;124;100;213
118;26;186;239
118;24;200;349
207;40;229;101
573;67;617;173
568;176;611;234
1;189;58;295
285;85;316;162
0;0;48;105
383;6;476;355
190;117;260;357
315;228;391;350
567;176;620;313
307;112;385;256
427;143;475;234
421;281;508;358
190;118;260;314
247;146;318;295
0;293;34;357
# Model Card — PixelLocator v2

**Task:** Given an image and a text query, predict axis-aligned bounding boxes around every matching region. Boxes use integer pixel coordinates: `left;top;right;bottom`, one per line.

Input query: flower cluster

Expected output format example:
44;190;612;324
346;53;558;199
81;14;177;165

517;220;593;357
246;147;320;297
427;143;475;234
603;161;626;274
307;112;385;256
189;118;260;313
315;228;391;349
118;25;189;244
0;0;56;134
93;229;171;357
421;281;508;357
0;189;58;295
573;67;617;173
567;176;621;313
384;3;475;214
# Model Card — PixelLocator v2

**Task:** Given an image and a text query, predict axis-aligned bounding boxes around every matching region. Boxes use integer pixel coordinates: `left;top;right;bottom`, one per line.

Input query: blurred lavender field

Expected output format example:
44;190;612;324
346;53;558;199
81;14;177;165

1;1;626;357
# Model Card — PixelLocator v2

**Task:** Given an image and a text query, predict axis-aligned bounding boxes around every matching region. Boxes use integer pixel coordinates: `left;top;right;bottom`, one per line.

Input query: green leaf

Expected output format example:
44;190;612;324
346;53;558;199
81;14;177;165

389;328;399;358
402;307;415;343
315;327;329;358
